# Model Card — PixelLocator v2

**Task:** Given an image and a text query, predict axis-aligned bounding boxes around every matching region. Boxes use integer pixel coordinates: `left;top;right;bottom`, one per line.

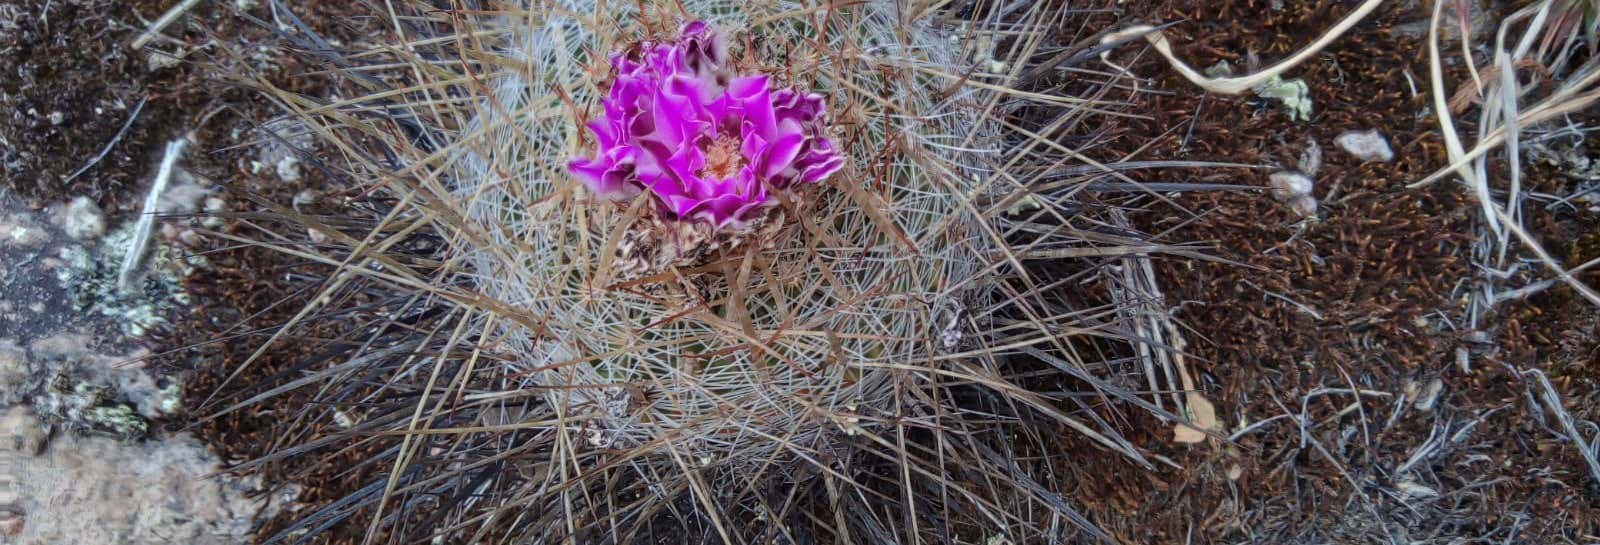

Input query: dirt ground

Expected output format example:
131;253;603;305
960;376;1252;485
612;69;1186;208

0;1;374;543
1042;1;1600;543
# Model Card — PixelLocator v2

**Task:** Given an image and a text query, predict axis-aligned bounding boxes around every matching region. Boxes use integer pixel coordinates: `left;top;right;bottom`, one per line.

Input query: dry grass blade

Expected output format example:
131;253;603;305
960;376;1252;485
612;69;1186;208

1417;0;1600;315
1098;0;1384;95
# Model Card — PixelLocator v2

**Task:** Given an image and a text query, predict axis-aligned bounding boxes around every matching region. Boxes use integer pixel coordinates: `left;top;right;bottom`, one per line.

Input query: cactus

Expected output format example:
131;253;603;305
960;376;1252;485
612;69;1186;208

209;1;1168;543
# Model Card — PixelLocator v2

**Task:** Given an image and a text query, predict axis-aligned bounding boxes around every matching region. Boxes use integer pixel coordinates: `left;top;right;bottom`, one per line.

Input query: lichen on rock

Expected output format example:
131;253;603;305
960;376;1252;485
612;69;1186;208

56;222;204;337
31;371;149;441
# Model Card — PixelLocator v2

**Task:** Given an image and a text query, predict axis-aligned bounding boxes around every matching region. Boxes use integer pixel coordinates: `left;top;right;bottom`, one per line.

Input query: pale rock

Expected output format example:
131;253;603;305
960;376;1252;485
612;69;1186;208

52;196;105;240
1335;130;1394;163
0;214;48;248
0;406;48;455
1414;378;1444;412
1288;195;1319;218
1269;171;1314;202
275;155;302;183
156;181;210;215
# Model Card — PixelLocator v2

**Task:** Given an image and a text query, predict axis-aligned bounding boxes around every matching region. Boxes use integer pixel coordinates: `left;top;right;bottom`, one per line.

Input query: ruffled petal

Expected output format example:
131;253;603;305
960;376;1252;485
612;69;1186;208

760;132;805;181
726;76;776;139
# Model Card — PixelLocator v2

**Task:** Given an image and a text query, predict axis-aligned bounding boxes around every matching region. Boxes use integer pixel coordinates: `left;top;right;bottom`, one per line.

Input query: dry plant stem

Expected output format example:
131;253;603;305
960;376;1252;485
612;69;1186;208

1527;369;1600;488
1426;1;1503;241
198;190;423;408
1098;0;1385;95
118;136;186;293
1424;0;1600;307
1410;76;1600;188
130;0;203;50
364;310;476;545
63;96;149;185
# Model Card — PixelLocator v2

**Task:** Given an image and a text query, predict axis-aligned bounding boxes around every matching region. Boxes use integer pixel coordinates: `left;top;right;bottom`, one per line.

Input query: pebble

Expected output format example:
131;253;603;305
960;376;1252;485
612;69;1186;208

1269;171;1314;202
292;189;319;211
1414;378;1444;412
0;406;48;456
202;197;226;229
1268;170;1319;218
51;197;105;240
1288;194;1319;218
156;182;211;214
1335;130;1395;163
276;156;303;183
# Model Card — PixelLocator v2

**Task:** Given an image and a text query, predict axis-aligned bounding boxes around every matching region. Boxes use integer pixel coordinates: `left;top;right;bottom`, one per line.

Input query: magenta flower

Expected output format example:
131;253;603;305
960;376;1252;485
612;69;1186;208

569;22;845;227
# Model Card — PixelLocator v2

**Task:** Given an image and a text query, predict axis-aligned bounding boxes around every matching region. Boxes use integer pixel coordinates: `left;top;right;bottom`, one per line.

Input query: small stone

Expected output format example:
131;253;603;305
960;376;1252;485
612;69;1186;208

1288;195;1319;218
1335;130;1394;163
1268;171;1314;202
202;197;226;228
0;406;48;455
52;197;105;240
147;49;183;71
176;228;204;249
1414;378;1444;412
1297;139;1323;176
276;156;302;183
48;111;64;126
291;189;319;211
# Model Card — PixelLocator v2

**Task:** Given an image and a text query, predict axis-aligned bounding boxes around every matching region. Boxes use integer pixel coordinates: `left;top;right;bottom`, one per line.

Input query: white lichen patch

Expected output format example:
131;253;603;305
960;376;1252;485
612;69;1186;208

56;222;204;337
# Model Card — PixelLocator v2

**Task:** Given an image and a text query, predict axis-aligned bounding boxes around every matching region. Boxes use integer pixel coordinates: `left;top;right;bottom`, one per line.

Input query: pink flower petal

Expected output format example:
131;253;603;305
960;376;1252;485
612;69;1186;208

761;132;805;181
567;22;843;227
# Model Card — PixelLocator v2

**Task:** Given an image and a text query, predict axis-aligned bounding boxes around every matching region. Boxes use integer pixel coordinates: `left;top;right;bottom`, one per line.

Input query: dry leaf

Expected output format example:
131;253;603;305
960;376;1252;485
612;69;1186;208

1173;391;1219;444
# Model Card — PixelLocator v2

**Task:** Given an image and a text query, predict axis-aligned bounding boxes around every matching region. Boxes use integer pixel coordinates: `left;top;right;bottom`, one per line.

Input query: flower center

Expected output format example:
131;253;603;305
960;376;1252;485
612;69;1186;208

700;135;746;181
